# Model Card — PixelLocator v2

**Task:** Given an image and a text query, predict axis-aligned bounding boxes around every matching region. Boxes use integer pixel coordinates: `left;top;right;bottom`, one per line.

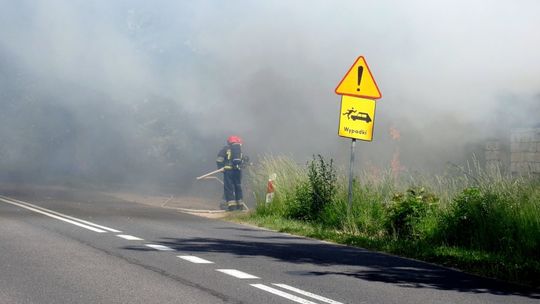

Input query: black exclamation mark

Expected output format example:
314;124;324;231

356;66;363;92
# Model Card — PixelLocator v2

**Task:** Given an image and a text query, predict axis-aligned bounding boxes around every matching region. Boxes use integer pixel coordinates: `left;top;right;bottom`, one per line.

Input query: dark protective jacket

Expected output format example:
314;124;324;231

216;143;243;170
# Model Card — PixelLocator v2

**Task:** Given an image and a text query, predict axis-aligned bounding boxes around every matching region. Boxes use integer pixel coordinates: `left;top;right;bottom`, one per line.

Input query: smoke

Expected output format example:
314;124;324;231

0;0;539;190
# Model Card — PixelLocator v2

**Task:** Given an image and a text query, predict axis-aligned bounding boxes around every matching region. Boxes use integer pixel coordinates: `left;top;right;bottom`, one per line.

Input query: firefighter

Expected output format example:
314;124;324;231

216;135;244;211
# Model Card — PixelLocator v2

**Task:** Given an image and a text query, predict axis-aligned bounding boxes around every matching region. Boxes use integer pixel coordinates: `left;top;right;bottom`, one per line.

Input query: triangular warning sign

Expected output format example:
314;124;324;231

335;56;382;99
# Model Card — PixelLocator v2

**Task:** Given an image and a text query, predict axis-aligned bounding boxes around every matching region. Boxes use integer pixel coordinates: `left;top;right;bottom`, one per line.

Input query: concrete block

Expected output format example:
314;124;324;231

533;162;540;173
514;162;529;174
525;153;534;162
485;141;500;150
523;163;534;173
521;134;532;142
511;143;520;152
514;162;523;172
510;134;519;143
521;142;533;151
511;162;532;174
485;151;500;160
511;152;523;162
527;162;535;173
534;129;540;141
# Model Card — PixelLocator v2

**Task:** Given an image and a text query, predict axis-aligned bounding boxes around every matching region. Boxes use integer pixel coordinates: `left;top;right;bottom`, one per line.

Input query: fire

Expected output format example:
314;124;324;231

389;126;404;177
391;150;405;177
389;126;400;140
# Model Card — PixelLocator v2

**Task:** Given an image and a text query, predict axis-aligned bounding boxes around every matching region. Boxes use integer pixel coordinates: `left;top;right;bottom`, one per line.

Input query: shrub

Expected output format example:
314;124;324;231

286;181;312;220
441;188;488;248
385;187;438;239
287;155;337;222
439;186;539;256
307;155;337;220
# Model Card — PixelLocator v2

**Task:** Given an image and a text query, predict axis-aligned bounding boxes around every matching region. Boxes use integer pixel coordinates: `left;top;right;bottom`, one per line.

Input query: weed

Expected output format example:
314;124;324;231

385;187;438;239
286;155;337;221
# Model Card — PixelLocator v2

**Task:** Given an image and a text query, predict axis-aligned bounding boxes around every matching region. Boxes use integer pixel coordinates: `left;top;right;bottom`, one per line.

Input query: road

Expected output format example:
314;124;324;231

0;185;538;304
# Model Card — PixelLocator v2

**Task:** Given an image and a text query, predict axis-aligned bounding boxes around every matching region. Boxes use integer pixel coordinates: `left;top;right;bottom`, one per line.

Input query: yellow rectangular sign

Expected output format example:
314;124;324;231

338;96;376;141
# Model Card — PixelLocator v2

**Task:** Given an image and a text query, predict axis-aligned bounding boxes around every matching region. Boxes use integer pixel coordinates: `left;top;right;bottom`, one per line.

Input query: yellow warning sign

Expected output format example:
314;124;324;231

335;56;382;99
338;95;376;141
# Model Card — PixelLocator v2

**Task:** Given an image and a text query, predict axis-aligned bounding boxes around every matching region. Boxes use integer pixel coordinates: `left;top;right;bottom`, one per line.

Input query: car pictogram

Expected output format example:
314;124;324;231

350;112;371;123
342;108;371;123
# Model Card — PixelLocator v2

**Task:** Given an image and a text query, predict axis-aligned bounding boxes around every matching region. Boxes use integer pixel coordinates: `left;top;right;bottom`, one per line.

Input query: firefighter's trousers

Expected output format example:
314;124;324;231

224;169;243;202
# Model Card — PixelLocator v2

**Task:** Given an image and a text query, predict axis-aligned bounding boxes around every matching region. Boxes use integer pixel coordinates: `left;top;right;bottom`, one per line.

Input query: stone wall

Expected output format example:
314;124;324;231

485;140;503;172
510;128;540;176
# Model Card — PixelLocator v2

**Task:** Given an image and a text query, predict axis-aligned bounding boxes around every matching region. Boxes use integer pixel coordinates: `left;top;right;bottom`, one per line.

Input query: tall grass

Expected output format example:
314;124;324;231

247;155;306;217
245;154;540;286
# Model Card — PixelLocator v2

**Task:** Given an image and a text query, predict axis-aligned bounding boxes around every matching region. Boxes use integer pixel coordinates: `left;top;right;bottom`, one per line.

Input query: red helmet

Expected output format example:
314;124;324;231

227;135;243;144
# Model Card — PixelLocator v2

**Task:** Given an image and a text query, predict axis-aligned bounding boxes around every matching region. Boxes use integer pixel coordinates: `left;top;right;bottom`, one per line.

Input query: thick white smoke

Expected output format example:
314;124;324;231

0;0;538;187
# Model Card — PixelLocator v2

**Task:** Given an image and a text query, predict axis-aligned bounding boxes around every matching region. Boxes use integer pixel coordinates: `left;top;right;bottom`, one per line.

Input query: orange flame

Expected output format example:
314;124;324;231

391;150;405;178
389;126;400;140
389;126;404;177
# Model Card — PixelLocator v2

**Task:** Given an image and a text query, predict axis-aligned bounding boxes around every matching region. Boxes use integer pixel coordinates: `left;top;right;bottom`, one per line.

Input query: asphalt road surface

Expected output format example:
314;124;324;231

0;185;538;304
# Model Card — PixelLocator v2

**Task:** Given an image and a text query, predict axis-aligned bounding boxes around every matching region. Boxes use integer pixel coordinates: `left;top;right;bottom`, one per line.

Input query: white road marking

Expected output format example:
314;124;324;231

0;198;106;233
177;255;214;264
117;234;143;241
0;195;121;233
273;283;344;304
251;284;318;304
216;269;259;279
145;244;175;251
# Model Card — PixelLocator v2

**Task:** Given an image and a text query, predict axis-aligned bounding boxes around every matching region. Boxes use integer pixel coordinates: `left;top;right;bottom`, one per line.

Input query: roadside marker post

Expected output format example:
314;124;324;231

265;173;277;204
335;56;382;214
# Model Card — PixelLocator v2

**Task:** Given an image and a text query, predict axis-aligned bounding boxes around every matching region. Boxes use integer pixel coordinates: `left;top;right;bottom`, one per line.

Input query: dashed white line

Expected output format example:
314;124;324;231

0;198;107;233
178;255;214;264
117;234;143;241
145;244;175;251
273;283;344;304
251;284;318;304
0;195;121;233
216;269;259;279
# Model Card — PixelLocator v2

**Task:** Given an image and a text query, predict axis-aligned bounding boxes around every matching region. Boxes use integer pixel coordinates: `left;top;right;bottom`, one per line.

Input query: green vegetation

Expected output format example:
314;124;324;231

236;155;540;287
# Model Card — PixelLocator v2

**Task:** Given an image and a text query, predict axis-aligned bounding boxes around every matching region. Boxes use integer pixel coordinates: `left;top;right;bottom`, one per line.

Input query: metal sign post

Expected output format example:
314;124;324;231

347;139;356;214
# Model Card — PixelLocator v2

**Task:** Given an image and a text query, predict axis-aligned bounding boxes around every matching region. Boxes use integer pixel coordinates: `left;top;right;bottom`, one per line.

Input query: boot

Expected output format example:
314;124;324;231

226;201;238;211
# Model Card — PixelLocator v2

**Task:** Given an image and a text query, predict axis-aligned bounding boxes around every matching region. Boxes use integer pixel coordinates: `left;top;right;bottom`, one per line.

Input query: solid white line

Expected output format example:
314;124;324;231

251;284;318;304
0;198;106;233
117;234;143;241
177;255;214;264
216;269;259;279
145;244;175;251
0;195;121;233
273;284;344;304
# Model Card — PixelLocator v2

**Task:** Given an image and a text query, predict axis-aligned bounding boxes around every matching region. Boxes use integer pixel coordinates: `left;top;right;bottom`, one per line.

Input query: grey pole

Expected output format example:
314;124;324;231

348;139;356;214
